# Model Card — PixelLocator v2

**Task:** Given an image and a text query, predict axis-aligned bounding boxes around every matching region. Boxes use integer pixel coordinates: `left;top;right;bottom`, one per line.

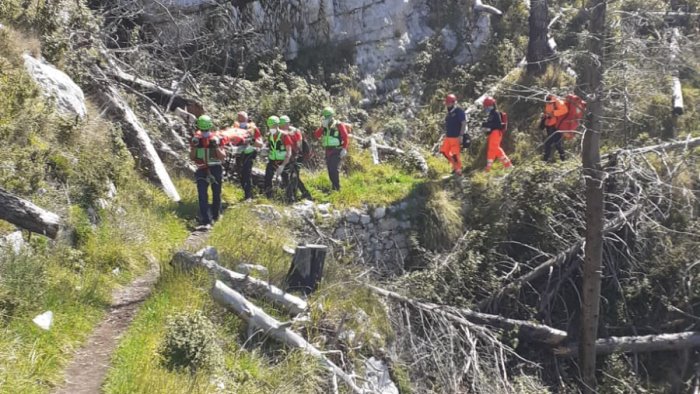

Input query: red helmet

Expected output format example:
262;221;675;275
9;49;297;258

483;97;496;108
444;94;457;105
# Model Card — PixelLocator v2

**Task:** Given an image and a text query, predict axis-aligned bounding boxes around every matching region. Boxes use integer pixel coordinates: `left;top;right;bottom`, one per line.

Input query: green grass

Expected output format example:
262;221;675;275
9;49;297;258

0;179;188;393
301;148;424;208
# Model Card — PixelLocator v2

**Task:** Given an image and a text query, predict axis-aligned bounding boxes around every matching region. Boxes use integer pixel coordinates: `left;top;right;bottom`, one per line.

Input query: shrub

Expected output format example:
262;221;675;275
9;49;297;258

382;117;408;141
414;183;464;251
159;310;223;372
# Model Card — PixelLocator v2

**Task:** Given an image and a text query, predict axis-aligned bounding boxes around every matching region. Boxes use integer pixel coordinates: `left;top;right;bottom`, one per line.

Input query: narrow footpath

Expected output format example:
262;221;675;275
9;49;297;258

54;228;210;394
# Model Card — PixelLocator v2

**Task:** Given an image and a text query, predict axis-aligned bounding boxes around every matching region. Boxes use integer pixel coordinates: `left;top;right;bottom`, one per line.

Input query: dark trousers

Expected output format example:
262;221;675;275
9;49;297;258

264;161;290;200
543;126;566;162
325;148;341;191
287;159;312;202
236;151;257;200
195;165;222;225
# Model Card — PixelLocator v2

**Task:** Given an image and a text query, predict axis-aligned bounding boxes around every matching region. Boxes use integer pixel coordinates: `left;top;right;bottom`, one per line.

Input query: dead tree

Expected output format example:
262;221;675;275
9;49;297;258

211;280;365;394
92;68;181;202
527;0;554;74
579;0;608;390
556;331;700;357
669;28;684;116
172;250;307;315
0;187;60;238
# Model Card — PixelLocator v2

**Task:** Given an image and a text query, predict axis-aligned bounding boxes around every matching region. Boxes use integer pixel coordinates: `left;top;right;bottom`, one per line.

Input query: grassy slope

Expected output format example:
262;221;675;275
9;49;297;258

0;25;189;393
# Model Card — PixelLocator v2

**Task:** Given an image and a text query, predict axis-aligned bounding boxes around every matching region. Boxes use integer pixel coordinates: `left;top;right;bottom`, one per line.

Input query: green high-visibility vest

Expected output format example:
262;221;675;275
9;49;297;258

268;133;287;161
322;122;341;148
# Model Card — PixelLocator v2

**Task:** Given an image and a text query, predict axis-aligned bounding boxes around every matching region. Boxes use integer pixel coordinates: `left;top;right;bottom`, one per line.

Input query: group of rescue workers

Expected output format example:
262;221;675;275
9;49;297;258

440;92;585;175
189;106;348;227
189;92;584;227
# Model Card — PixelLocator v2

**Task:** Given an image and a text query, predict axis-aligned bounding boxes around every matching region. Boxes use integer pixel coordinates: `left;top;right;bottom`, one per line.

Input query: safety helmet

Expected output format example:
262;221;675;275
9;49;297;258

197;115;213;131
444;94;457;105
237;111;248;122
267;115;280;127
322;106;335;118
279;115;290;126
483;97;496;108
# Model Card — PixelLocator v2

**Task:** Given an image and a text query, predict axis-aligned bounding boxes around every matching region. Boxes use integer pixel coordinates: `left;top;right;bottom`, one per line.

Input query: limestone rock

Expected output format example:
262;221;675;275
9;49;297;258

23;54;86;118
373;206;386;220
360;214;372;225
0;231;24;254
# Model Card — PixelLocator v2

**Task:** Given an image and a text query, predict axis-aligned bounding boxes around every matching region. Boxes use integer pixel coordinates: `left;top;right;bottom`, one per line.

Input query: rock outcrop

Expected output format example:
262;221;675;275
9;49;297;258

23;54;87;119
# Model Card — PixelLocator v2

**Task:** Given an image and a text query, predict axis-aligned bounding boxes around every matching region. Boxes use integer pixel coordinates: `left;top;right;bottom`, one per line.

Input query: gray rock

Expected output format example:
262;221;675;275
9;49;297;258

363;357;399;394
23;54;86;118
399;220;412;230
253;204;283;222
333;227;349;240
346;209;362;224
0;231;24;254
373;206;386;220
317;203;331;215
95;198;110;210
441;27;458;52
379;218;400;231
360;214;372;225
196;246;219;261
338;329;356;345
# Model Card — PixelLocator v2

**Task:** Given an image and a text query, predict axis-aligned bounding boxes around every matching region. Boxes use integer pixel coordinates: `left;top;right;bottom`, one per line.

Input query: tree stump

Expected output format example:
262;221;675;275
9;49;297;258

285;244;327;295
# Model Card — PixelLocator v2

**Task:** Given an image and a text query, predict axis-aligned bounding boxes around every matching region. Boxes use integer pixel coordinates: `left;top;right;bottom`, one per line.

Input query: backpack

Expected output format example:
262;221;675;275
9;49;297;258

499;111;508;132
558;94;587;139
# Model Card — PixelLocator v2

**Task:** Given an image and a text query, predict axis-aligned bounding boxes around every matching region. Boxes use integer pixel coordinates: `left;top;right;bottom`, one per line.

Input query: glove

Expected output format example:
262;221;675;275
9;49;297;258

274;165;285;180
340;148;348;158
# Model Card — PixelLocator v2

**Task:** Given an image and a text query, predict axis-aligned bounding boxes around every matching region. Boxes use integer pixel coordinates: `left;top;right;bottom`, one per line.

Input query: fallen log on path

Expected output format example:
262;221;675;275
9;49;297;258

368;284;568;345
474;0;503;15
172;250;307;315
211;280;365;394
478;205;640;311
555;331;700;357
93;72;181;202
0;187;60;238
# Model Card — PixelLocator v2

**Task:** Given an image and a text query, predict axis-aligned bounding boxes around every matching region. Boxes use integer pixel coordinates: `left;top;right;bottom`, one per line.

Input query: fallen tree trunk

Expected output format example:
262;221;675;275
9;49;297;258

172;250;307;315
368;284;568;345
478;205;640;310
351;135;429;175
211;280;365;394
0;187;60;238
100;48;203;117
610;135;700;158
555;331;700;357
670;28;684;115
94;73;181;202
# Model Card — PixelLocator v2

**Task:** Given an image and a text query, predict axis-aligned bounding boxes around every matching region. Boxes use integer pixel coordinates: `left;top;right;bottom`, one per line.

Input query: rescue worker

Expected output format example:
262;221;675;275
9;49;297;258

190;115;226;228
440;94;468;176
481;97;513;172
280;115;313;201
313;107;349;191
232;111;262;201
264;115;294;200
542;94;569;162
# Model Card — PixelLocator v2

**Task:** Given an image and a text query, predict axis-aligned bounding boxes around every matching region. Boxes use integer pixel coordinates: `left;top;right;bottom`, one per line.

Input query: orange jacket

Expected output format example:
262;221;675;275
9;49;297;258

544;97;568;127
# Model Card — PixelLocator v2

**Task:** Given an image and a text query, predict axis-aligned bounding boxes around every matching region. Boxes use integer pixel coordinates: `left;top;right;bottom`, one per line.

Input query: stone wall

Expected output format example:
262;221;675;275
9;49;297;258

332;203;412;275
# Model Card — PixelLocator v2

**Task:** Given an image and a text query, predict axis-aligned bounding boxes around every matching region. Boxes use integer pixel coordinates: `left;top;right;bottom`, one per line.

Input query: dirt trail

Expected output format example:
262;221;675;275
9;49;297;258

54;228;210;394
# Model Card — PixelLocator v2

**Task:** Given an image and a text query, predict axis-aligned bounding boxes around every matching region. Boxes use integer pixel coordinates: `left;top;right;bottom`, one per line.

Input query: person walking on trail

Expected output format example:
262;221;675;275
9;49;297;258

280;115;313;201
190;115;226;228
481;97;513;172
542;94;569;162
440;94;468;176
313;106;349;191
232;111;262;201
264;115;294;200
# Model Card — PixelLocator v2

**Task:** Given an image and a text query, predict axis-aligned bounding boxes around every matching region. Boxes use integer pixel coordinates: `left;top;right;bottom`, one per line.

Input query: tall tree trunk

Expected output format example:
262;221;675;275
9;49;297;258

526;0;553;74
579;0;607;392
